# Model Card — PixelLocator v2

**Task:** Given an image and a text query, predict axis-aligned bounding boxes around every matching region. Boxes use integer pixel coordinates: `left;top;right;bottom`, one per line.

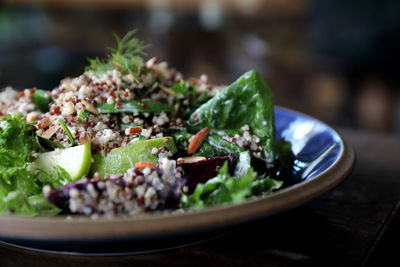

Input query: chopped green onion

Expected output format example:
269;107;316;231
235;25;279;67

58;118;75;145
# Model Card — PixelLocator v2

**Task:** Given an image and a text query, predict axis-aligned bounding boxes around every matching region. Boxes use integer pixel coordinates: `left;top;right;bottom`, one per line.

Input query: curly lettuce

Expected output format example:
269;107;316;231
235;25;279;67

0;114;60;215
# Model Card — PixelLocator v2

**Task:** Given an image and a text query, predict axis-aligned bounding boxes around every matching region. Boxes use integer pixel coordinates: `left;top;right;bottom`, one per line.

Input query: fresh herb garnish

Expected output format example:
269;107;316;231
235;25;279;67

85;29;150;80
78;110;90;121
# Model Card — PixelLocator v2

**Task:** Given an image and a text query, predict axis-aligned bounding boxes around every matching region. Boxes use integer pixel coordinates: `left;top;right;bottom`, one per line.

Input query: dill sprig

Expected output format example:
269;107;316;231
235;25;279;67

85;29;150;80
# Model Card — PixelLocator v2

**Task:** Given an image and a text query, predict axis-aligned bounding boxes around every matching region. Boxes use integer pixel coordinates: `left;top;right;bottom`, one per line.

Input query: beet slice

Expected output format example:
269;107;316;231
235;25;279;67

47;179;91;211
179;155;232;193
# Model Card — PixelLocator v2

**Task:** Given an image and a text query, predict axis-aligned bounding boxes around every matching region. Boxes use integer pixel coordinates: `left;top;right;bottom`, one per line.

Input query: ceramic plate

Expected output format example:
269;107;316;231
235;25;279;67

0;106;355;254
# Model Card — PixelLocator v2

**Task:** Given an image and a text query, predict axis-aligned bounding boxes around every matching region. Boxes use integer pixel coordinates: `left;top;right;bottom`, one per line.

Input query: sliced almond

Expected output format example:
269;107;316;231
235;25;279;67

123;74;135;83
159;84;176;96
145;57;157;69
41;125;59;139
26;112;40;122
187;127;210;154
125;127;142;135
79;132;91;145
135;161;156;170
173;103;180;117
81;100;99;115
178;156;206;164
37;117;51;129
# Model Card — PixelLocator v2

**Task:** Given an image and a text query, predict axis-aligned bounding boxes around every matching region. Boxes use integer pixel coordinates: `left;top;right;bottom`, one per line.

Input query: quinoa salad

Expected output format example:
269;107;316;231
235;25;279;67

0;30;294;217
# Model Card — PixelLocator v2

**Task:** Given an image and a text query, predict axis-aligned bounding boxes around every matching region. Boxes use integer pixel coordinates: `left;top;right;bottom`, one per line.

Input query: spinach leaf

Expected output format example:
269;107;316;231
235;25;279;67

188;70;275;163
36;135;65;151
180;161;282;209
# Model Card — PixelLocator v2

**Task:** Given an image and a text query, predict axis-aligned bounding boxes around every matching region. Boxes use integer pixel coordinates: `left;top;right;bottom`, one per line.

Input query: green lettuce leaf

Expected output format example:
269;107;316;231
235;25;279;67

0;114;60;215
180;161;282;209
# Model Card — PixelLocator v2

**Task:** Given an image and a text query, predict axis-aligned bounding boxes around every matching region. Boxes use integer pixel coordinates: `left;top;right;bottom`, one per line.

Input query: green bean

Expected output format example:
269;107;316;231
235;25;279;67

96;100;174;114
32;89;52;112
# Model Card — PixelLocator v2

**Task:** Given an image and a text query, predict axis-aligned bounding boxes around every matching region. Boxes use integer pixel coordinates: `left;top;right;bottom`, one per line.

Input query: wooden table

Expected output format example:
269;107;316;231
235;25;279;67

0;128;399;266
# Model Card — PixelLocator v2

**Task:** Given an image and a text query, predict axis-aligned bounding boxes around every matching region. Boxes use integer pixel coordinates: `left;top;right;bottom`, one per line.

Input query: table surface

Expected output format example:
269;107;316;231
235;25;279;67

0;128;399;266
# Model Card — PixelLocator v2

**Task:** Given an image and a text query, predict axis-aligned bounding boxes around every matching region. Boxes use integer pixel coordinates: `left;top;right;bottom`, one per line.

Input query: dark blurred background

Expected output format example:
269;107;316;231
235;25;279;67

0;0;399;133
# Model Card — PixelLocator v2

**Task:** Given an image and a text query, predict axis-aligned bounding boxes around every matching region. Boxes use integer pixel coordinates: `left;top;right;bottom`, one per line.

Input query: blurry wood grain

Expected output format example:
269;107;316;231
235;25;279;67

4;0;308;16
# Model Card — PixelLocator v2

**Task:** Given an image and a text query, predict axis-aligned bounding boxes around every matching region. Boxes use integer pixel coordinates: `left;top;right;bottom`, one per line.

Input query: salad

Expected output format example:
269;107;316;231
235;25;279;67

0;30;294;217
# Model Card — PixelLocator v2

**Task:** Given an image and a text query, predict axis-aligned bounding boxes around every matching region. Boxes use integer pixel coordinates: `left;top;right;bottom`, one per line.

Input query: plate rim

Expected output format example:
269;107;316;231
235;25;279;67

0;106;356;241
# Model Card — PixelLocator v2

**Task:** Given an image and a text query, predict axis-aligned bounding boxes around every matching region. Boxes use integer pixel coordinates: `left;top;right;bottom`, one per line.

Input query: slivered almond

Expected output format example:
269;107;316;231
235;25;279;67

81;100;99;115
123;74;135;83
177;156;206;164
187;127;210;154
135;161;156;170
145;57;157;69
26;112;40;122
173;103;180;117
79;132;91;145
41;125;59;139
159;84;176;96
37;117;51;129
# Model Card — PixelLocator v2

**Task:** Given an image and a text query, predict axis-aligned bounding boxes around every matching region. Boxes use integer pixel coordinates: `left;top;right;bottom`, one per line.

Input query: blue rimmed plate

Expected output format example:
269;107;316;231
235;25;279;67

0;106;355;254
